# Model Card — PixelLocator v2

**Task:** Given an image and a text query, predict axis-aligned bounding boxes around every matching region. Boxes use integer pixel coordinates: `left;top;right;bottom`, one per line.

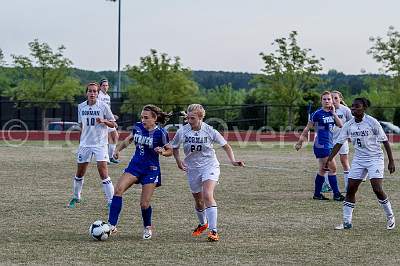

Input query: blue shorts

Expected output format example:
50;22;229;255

124;162;161;187
313;146;332;159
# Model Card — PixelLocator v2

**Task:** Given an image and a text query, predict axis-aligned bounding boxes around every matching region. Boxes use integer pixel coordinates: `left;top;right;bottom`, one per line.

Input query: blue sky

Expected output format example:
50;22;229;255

1;0;399;74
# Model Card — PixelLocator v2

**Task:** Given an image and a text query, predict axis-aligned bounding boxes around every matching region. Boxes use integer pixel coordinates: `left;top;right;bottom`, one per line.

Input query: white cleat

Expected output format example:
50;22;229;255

109;225;118;235
387;216;395;230
335;222;352;230
143;227;152;240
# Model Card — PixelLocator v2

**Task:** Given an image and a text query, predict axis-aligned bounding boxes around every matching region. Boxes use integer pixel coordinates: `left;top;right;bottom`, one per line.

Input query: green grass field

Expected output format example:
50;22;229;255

2;141;400;265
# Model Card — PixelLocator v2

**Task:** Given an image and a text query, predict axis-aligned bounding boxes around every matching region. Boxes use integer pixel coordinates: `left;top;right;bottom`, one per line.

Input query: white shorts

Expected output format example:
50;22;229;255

186;166;220;193
348;158;384;180
76;145;109;163
338;141;349;155
108;127;117;133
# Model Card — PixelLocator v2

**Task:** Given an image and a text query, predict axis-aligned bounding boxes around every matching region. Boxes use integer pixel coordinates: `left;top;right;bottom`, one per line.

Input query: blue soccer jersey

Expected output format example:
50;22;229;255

129;122;169;168
311;108;336;149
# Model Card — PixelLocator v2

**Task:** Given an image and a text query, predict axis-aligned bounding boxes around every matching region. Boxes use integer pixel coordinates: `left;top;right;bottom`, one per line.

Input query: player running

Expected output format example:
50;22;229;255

108;105;172;240
169;104;245;242
324;97;395;230
68;82;116;208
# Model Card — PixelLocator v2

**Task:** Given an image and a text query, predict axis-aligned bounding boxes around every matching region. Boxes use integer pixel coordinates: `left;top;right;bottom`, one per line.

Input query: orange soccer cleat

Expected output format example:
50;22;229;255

207;230;219;242
192;223;208;237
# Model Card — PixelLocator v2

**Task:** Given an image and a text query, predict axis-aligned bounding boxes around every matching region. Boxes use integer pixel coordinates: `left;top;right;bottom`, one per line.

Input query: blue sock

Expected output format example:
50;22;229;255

141;206;152;227
314;174;325;196
108;196;122;226
328;175;340;196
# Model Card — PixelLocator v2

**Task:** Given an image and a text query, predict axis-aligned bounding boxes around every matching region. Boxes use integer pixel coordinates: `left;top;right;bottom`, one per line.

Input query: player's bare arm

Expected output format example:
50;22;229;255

331;109;343;128
96;117;116;128
324;143;343;170
383;141;395;173
295;121;314;150
113;133;134;159
172;147;187;171
154;145;173;157
222;143;245;167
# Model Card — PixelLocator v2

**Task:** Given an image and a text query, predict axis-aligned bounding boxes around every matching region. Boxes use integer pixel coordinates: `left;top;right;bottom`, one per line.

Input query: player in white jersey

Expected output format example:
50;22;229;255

98;79;120;164
68;82;117;208
322;90;353;192
169;104;245;242
325;98;395;230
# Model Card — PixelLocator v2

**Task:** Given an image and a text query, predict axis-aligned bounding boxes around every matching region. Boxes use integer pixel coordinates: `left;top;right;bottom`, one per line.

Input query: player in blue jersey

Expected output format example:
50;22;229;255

295;91;345;201
108;104;172;239
324;98;395;230
321;90;353;192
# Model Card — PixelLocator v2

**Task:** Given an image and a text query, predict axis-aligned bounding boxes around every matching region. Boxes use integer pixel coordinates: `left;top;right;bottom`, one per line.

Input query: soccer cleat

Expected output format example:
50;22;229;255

192;223;208;237
333;194;345;201
334;222;352;230
109;158;120;164
207;230;219;242
321;183;332;193
143;227;152;240
68;198;80;208
387;216;395;230
313;194;329;200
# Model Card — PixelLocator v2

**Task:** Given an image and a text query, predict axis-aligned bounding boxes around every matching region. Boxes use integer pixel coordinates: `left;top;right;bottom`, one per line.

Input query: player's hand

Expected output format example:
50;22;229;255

329;105;336;113
388;160;395;174
154;147;164;155
295;142;302;151
113;152;120;160
96;117;105;124
232;160;245;167
176;160;187;171
323;161;330;172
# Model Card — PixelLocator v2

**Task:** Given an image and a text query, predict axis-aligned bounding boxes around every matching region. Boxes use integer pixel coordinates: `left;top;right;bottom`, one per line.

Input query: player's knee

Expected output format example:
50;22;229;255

114;184;124;196
372;186;385;197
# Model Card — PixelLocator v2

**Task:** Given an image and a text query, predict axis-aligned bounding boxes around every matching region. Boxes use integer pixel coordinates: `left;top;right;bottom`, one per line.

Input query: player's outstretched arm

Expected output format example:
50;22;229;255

154;144;173;157
113;133;134;159
295;121;313;150
222;143;245;167
323;143;343;171
383;141;395;174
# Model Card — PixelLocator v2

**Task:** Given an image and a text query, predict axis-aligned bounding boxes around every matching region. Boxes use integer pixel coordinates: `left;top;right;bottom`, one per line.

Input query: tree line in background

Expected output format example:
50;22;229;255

1;27;400;130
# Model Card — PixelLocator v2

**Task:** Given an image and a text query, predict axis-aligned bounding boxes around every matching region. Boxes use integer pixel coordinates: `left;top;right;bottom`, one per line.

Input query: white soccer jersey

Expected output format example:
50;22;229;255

98;90;111;107
335;114;387;161
332;104;352;141
170;122;227;169
77;100;115;147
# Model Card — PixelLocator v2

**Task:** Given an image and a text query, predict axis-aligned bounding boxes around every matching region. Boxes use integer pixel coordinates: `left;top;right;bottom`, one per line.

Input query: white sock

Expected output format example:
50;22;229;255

73;176;84;200
195;208;207;225
102;177;114;204
379;198;394;219
324;173;329;185
343;201;354;224
343;171;349;192
108;144;116;159
205;206;218;232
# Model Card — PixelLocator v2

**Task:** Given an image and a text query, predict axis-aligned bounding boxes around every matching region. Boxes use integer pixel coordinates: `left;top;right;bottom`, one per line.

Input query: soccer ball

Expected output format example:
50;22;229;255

89;220;111;241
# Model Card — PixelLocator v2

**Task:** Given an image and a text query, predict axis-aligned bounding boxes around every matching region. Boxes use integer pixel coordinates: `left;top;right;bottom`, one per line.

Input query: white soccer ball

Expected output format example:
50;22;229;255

89;220;111;241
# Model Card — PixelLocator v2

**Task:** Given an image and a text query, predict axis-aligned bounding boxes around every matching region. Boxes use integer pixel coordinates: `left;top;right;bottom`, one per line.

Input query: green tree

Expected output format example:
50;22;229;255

0;48;5;66
3;39;81;129
363;26;400;121
252;31;324;128
122;49;199;114
202;83;246;123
